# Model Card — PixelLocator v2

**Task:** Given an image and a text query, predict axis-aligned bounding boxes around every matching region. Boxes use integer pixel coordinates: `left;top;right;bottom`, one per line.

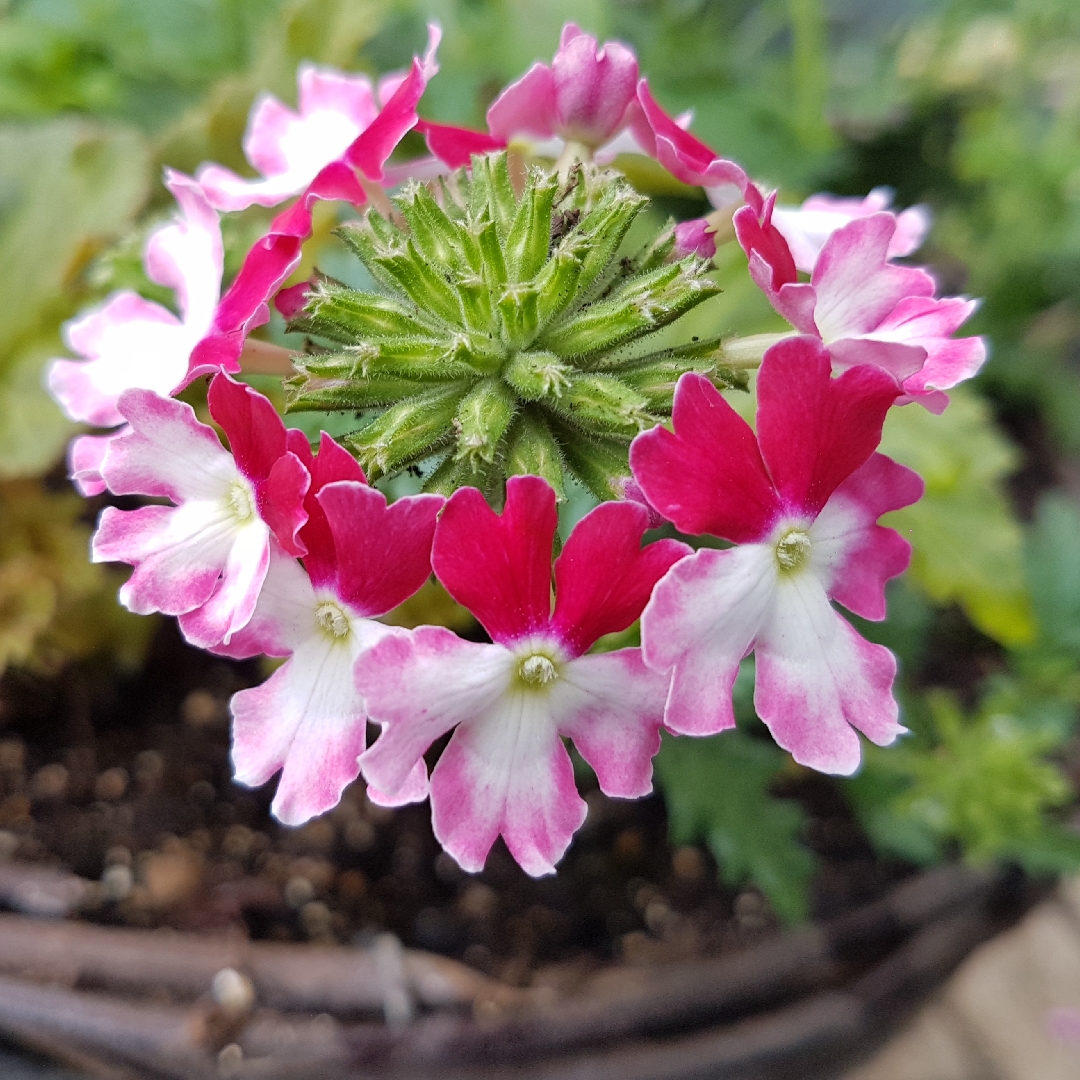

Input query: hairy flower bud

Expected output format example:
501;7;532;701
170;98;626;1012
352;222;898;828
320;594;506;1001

286;152;730;500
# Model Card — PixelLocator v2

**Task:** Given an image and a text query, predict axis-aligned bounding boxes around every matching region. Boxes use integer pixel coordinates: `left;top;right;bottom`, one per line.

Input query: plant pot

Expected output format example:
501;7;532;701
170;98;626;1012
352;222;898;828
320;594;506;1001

0;861;1043;1080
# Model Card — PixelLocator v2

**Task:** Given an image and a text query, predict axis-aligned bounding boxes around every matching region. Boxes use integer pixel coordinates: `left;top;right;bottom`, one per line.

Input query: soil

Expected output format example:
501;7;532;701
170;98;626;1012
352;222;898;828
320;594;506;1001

0;621;915;991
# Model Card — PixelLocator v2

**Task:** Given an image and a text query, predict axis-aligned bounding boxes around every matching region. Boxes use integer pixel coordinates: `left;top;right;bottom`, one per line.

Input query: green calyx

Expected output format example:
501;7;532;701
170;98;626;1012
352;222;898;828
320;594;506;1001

285;152;746;502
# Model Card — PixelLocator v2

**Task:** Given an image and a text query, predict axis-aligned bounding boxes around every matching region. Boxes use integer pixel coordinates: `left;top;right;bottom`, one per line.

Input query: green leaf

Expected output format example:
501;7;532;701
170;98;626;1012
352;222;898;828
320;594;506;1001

880;387;1035;647
1025;493;1080;659
0;118;150;476
655;731;815;923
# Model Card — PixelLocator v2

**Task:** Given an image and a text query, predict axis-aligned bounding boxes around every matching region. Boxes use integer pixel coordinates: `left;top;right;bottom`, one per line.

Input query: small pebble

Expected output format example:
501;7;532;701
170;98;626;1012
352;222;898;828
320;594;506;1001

284;875;315;909
0;830;17;860
457;882;497;921
671;845;706;881
217;1043;243;1077
101;864;134;902
211;968;255;1017
94;767;128;801
30;763;68;801
182;689;226;727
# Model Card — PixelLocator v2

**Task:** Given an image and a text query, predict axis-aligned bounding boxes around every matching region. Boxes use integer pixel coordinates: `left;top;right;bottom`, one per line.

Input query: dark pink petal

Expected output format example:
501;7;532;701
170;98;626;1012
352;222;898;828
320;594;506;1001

208;373;287;483
635;80;747;190
298;432;366;589
188;163;368;381
258;451;310;559
274;279;313;319
756;337;899;519
673;218;716;260
416;120;506;168
343;23;441;182
811;214;935;341
551;500;690;655
432;476;557;645
486;62;560;142
630;373;781;543
358;628;514;798
754;573;904;775
733;190;798;294
319;481;443;617
554;649;667;798
641;545;774;736
551;29;638;146
431;695;586;877
68;433;113;496
811;453;923;621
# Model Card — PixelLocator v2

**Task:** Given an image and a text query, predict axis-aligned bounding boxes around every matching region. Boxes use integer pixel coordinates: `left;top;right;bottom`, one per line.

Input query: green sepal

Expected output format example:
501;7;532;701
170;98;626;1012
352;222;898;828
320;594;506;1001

505;410;566;499
505;170;558;281
346;384;467;477
283;370;427;412
549;373;653;436
549;417;631;500
503;351;572;401
289;283;424;343
374;242;463;328
454;378;517;466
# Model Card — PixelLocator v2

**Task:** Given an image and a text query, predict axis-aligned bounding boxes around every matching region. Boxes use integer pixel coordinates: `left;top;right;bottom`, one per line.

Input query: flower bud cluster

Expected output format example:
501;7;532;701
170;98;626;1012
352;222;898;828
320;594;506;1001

286;153;741;500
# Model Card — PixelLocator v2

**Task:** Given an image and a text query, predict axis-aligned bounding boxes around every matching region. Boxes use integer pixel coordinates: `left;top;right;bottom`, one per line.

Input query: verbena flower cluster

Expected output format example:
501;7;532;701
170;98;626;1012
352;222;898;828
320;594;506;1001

47;24;986;877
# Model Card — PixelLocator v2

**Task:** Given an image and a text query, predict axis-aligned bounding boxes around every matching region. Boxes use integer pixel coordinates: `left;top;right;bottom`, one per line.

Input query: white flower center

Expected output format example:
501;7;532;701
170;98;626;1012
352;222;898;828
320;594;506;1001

774;528;812;573
517;653;559;687
227;480;256;524
315;600;351;640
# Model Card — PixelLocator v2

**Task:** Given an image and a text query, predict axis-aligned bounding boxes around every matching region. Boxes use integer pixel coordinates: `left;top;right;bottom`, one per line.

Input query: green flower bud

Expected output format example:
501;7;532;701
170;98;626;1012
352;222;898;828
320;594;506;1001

287;152;729;501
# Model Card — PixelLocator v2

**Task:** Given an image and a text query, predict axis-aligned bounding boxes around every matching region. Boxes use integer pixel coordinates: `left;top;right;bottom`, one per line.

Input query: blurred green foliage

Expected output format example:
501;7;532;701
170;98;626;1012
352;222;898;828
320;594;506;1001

2;0;1080;913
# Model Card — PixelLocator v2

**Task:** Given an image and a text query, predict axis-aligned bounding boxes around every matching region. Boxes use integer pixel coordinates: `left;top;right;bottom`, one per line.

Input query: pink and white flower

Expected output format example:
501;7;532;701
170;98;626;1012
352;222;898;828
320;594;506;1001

212;432;442;825
91;375;309;649
486;23;640;160
630;337;923;775
47;170;223;494
198;65;421;212
356;476;689;876
734;197;985;411
186;26;441;380
733;187;930;274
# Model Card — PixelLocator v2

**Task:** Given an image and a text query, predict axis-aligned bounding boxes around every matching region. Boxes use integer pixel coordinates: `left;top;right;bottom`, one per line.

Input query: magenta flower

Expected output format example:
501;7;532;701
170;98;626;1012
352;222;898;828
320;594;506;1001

211;433;442;825
673;218;718;260
356;476;689;876
759;187;930;274
186;26;440;380
735;195;985;411
47;170;223;494
486;24;640;158
631;338;922;775
91;375;309;649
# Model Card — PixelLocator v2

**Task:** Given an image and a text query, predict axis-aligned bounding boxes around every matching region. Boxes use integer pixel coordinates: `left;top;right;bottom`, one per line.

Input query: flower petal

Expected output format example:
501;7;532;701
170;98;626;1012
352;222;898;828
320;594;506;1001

553;649;667;798
551;500;689;655
209;541;316;660
105;391;236;503
756;336;899;519
416;120;506;169
755;571;905;775
178;519;271;647
319;482;443;618
641;545;775;736
630;373;780;543
810;452;923;620
432;476;557;645
148;170;223;332
431;690;585;877
810;214;935;342
48;294;187;427
357;628;514;798
486;63;560;142
68;433;114;496
93;503;236;616
551;30;638;146
635;80;747;190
